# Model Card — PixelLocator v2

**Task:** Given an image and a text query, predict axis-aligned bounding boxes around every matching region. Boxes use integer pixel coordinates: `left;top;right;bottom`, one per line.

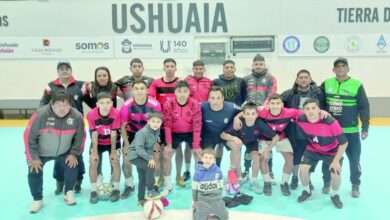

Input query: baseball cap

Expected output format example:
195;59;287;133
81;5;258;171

333;57;348;67
57;61;72;69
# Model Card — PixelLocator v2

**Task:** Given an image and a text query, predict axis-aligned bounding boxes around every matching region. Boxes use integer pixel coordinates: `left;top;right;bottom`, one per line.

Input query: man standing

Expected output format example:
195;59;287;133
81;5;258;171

213;60;246;106
40;61;86;195
321;57;370;197
116;58;154;100
25;92;85;213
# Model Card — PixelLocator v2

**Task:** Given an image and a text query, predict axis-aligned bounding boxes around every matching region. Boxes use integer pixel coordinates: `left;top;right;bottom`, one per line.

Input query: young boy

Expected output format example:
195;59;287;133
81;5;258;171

221;103;279;194
192;148;228;220
86;92;121;203
127;111;163;206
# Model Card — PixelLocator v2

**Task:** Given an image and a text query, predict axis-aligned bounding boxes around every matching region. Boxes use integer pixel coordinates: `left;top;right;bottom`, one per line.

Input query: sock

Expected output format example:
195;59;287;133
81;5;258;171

330;188;338;197
268;158;273;173
262;173;271;182
185;163;191;172
125;177;133;187
251;177;257;183
303;185;311;193
230;165;236;171
91;183;97;192
282;173;291;184
216;157;222;167
164;176;172;186
112;182;120;190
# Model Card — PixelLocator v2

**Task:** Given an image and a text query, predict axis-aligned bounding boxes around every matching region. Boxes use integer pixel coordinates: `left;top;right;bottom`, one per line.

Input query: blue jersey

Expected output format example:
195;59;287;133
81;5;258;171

201;101;241;138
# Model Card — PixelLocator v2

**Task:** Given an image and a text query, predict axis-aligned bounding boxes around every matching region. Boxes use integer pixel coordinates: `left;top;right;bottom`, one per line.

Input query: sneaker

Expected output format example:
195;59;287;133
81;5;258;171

90;191;99;204
156;176;165;189
241;171;249;182
137;199;147;207
290;176;298;190
183;171;191;181
297;190;311;203
30;200;43;213
121;186;135;199
280;182;291;196
74;180;82;193
263;182;272;196
97;175;104;184
309;181;314;191
176;176;186;187
110;190;120;202
64;190;76;205
160;182;174;197
331;195;343;209
147;190;161;200
249;181;262;194
352;185;360;198
55;181;64;195
269;172;277;185
322;181;330;194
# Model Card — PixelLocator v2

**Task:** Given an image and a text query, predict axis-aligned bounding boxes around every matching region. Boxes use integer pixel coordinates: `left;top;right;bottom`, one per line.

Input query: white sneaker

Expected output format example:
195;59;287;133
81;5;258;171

250;181;262;194
64;190;77;205
30;200;43;213
160;182;174;197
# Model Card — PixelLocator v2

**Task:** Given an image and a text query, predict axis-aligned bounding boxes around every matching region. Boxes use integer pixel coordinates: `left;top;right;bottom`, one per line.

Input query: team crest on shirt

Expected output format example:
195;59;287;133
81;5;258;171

67;118;74;125
224;118;229;124
313;136;319;143
253;130;259;135
186;111;191;117
74;95;78;100
327;87;333;93
262;78;267;84
215;173;220;180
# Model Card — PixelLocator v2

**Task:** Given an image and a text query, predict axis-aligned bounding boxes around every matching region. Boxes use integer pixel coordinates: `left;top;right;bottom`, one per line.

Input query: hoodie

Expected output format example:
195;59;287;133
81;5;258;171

213;74;246;106
243;70;277;106
192;162;224;202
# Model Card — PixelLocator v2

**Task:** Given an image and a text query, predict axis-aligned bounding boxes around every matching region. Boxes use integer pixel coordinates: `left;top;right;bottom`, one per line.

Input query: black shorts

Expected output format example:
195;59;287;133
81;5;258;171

301;149;343;167
125;131;136;146
172;132;193;149
89;142;121;155
159;128;166;145
201;134;227;150
245;142;258;153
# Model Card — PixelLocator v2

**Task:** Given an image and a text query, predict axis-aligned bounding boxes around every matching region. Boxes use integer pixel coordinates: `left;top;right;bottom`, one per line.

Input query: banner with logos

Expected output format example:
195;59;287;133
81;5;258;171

278;34;389;56
114;36;195;58
0;37;114;59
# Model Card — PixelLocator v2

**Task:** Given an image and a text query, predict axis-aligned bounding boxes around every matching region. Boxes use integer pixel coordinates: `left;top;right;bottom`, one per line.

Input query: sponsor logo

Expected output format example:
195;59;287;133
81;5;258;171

32;39;63;54
345;36;361;53
121;38;153;54
0;42;18;54
376;35;387;54
160;40;171;53
75;42;110;53
283;36;300;54
313;36;330;53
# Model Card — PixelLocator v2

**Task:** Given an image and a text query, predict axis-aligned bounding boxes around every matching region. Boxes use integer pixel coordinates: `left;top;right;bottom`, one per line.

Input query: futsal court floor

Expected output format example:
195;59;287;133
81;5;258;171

1;119;389;220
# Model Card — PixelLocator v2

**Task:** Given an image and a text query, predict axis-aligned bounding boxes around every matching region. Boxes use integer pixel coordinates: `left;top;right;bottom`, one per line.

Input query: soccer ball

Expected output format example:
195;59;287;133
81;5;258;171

143;199;164;219
96;183;112;200
225;180;240;195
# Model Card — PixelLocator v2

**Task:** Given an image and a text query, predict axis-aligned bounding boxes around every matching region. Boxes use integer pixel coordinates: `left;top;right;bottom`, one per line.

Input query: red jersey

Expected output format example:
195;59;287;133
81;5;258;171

185;75;213;102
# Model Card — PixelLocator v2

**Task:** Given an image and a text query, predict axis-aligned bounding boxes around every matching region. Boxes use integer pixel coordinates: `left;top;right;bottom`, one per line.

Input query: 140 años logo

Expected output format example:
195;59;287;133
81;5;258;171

0;15;9;27
160;40;188;53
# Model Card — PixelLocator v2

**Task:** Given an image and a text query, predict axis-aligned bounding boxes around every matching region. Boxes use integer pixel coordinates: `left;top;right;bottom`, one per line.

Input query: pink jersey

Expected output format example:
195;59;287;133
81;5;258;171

87;107;121;146
148;77;179;106
163;97;202;149
185;75;213;102
296;115;347;156
257;107;301;140
120;96;162;133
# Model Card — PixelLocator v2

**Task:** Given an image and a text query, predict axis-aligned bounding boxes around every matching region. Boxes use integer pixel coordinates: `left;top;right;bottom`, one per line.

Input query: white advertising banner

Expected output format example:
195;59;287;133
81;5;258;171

278;34;390;57
114;36;194;58
0;37;114;59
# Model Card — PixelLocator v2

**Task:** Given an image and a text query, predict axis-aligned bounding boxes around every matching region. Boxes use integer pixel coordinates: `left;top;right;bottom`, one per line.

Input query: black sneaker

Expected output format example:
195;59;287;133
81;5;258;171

241;171;249;182
90;191;99;204
331;195;343;209
74;180;82;193
121;186;135;199
322;181;330;194
352;184;360;198
183;171;191;182
55;181;64;195
263;182;272;196
298;190;311;203
290;176;298;190
137;199;147;207
110;190;120;202
280;182;291;196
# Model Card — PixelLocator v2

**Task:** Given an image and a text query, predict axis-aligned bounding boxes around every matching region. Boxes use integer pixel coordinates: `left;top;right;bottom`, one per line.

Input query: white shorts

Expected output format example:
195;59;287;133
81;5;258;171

258;138;293;154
